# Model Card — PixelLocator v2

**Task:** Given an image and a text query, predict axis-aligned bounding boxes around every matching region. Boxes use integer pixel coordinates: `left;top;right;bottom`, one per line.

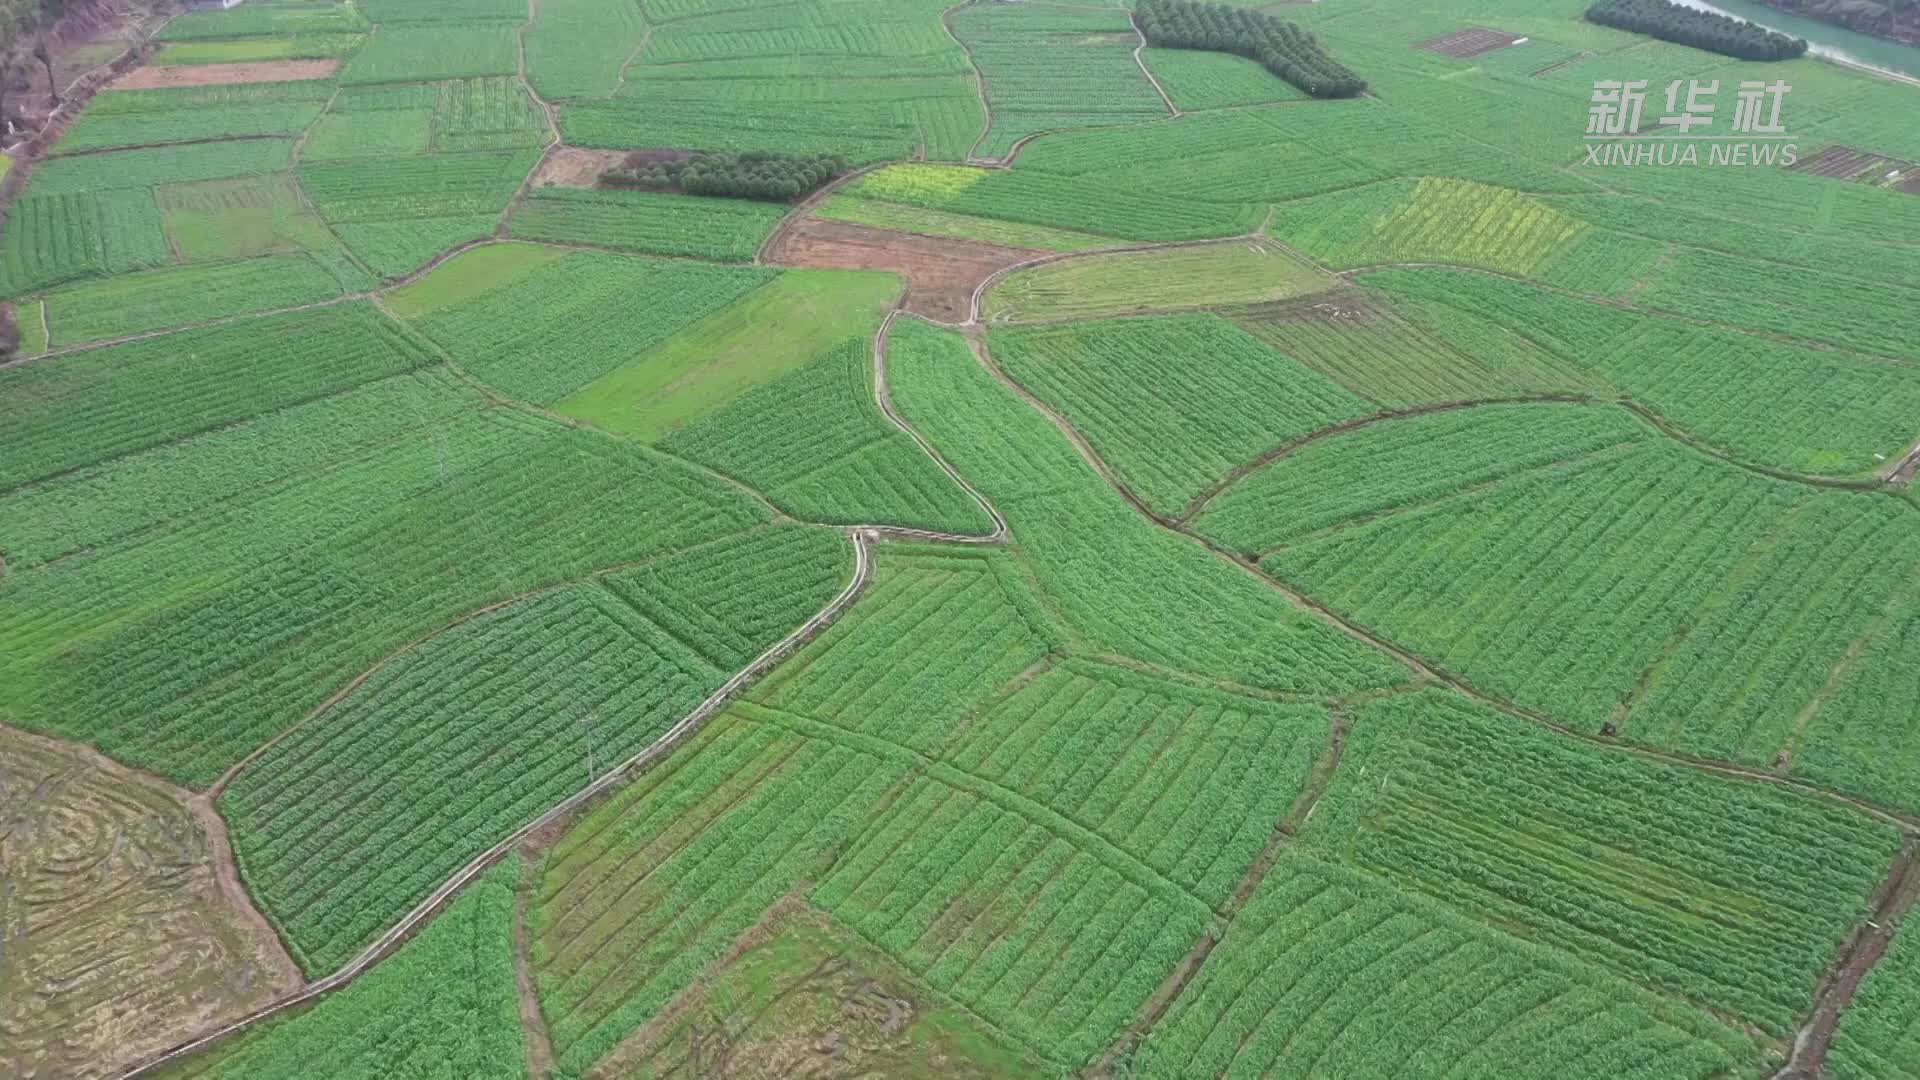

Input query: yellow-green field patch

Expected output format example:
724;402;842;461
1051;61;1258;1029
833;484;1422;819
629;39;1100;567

814;194;1112;253
555;269;900;443
382;241;568;320
155;174;336;262
985;240;1333;323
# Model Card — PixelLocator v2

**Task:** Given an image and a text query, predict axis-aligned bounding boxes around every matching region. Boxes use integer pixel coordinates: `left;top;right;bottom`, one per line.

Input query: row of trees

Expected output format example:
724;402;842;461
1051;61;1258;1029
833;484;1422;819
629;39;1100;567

600;149;849;203
1586;0;1809;59
1134;0;1366;99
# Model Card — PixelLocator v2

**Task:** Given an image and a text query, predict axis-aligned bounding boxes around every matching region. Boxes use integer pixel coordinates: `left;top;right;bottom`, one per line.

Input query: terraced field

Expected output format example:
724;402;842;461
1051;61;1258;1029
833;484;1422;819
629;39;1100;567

6;0;1919;1076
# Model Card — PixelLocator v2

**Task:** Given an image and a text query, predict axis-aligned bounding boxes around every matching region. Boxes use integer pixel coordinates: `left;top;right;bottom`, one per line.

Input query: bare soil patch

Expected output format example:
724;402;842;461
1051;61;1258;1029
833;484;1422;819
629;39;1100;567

1415;27;1524;57
1791;144;1920;195
107;58;339;91
1792;144;1899;179
0;725;300;1079
765;217;1045;324
529;145;631;189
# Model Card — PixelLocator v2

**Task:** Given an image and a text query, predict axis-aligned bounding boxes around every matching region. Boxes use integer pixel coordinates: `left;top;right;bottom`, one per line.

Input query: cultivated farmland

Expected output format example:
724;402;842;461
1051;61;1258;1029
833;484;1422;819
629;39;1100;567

6;0;1920;1075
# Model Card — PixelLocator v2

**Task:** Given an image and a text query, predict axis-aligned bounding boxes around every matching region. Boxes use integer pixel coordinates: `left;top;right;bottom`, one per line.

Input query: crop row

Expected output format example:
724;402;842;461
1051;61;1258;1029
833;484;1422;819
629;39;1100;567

0;368;482;570
750;548;1050;755
947;659;1326;905
597;524;850;671
0;303;432;493
1367;268;1920;478
1135;853;1764;1078
949;2;1168;159
339;24;520;85
659;337;993;533
990;312;1370;517
1195;402;1646;554
299;148;538;224
811;772;1209;1065
408;250;773;404
0;189;170;295
1639;246;1917;359
27;427;769;784
886;316;1407;695
1228;293;1597;408
842;163;1256;243
533;717;908;1077
162;860;526;1078
506;186;786;261
1264;437;1795;727
44;252;357;346
524;0;650;99
1296;691;1897;1035
222;582;725;974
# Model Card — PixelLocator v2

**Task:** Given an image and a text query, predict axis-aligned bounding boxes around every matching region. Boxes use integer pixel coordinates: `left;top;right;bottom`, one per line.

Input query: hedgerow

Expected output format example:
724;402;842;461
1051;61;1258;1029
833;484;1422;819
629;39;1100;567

1134;0;1365;98
1586;0;1807;59
601;149;847;202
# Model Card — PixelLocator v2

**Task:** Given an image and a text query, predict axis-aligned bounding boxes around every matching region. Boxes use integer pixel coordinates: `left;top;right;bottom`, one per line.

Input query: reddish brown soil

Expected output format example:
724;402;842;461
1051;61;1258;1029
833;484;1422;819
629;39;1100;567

1415;27;1524;57
107;58;339;91
1792;144;1899;179
764;218;1045;324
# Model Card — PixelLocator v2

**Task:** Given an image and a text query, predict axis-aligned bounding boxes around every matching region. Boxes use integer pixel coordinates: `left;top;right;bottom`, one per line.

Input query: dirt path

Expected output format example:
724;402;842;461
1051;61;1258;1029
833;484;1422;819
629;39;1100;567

1087;700;1373;1075
497;0;563;236
513;852;558;1079
1178;394;1594;523
1877;435;1920;485
1774;838;1920;1079
872;311;1008;544
117;302;1007;1075
752;162;887;266
204;525;785;800
1128;12;1181;118
966;327;1920;839
186;791;307;994
607;26;653;98
942;0;997;163
121;532;881;1078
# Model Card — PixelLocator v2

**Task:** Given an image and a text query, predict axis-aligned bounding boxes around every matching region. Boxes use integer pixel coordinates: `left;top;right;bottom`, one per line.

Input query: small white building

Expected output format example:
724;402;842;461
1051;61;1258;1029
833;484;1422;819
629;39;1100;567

185;0;246;10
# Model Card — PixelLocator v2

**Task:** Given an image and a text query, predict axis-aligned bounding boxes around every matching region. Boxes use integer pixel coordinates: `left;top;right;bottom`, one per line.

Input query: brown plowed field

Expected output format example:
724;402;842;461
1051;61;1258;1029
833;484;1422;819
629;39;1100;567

107;59;339;90
1415;27;1523;57
763;218;1044;324
0;727;299;1079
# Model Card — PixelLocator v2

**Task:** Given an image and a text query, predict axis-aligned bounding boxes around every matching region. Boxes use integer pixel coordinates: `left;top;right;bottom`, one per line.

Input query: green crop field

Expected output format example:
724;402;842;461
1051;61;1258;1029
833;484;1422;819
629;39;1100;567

984;239;1332;322
8;0;1920;1075
949;2;1170;160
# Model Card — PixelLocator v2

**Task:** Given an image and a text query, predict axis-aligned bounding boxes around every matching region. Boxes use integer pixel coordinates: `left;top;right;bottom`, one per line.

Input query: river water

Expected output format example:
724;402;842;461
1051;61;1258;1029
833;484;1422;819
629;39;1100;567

1665;0;1920;78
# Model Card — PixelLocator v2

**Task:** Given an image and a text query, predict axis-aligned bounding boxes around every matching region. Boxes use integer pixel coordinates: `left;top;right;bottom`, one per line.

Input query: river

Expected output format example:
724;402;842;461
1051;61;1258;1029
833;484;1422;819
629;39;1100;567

1667;0;1920;79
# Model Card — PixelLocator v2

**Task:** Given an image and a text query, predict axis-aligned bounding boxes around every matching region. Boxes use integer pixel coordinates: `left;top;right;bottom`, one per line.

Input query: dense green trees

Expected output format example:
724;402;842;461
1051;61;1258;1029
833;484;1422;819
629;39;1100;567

599;149;848;202
1134;0;1365;98
1586;0;1809;59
